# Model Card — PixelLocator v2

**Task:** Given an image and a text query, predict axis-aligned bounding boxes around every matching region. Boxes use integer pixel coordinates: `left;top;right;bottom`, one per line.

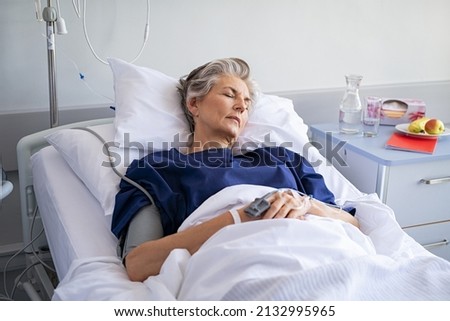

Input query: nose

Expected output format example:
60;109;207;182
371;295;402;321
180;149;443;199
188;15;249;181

233;96;247;113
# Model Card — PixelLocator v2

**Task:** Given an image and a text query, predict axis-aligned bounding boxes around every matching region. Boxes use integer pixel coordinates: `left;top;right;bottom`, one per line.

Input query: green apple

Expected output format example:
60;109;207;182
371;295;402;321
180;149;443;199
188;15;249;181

424;118;445;135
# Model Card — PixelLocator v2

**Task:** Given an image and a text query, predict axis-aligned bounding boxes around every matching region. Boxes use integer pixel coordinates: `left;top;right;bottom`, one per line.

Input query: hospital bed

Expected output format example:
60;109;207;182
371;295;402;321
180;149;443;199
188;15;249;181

16;58;450;300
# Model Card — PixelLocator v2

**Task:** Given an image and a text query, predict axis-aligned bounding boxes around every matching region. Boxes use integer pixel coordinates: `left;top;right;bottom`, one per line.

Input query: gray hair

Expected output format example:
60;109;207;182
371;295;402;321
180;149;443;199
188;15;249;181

177;58;258;133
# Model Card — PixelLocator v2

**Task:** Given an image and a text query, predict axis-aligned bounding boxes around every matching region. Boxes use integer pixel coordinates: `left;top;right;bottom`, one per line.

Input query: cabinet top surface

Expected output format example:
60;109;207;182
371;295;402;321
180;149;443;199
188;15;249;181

310;123;450;166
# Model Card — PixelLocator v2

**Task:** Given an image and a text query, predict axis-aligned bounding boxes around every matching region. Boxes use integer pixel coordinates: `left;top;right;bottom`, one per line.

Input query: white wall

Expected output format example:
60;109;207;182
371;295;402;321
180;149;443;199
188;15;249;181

1;0;450;114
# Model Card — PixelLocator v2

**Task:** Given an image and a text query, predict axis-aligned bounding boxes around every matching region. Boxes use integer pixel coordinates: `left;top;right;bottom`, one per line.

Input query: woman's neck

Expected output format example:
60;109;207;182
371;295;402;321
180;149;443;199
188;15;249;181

187;134;234;154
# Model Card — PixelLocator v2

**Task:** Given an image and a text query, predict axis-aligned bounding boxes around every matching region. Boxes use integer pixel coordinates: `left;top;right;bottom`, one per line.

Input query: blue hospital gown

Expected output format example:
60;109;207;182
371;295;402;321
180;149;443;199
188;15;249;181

111;146;350;238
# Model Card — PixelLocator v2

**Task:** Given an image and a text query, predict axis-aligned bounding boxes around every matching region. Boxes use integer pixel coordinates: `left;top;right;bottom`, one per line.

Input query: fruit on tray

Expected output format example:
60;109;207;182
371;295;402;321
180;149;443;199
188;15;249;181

408;117;429;133
424;118;445;135
408;117;446;135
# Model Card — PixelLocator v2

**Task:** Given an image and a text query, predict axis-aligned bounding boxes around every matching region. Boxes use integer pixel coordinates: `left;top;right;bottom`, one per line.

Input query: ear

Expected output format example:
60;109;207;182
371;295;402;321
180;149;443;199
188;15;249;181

187;97;199;117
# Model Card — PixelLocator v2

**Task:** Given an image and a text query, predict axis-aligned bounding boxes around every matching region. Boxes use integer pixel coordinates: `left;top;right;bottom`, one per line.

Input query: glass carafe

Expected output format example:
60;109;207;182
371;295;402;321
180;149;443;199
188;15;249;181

339;74;363;134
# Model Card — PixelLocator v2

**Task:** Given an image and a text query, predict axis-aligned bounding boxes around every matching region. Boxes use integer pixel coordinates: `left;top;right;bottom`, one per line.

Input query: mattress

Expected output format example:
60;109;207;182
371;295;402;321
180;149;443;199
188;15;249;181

31;146;118;279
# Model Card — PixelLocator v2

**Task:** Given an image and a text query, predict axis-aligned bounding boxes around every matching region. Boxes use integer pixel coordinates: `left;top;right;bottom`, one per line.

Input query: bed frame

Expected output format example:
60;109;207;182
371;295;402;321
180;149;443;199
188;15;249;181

16;117;113;300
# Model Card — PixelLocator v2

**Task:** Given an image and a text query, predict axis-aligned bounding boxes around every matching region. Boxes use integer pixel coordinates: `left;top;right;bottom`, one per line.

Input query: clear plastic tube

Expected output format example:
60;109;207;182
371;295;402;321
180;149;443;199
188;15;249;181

34;0;43;21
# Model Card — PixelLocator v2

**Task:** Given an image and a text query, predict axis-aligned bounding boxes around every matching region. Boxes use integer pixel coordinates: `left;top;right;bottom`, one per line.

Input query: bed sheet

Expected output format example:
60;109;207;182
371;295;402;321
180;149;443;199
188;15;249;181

53;184;450;301
31;146;118;279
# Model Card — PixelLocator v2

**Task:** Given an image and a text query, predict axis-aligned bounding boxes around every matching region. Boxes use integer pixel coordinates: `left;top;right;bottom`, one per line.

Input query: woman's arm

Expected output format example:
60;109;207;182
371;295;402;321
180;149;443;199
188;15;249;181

308;199;360;228
125;209;253;282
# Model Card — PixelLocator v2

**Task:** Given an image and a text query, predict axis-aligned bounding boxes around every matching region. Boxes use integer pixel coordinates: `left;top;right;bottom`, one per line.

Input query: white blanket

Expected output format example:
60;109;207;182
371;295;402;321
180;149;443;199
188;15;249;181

53;185;450;300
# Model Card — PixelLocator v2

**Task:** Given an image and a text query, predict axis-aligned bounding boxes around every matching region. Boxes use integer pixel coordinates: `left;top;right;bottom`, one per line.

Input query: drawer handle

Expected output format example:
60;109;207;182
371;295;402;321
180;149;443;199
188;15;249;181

422;239;448;249
419;176;450;185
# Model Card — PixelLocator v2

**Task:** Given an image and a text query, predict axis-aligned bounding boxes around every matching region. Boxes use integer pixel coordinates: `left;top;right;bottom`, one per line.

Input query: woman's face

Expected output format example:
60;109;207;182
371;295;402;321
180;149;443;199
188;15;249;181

188;75;252;145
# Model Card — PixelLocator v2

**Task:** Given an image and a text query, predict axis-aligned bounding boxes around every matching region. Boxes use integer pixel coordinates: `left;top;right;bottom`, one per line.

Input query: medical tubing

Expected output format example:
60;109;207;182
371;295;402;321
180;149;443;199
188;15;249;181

72;0;81;18
45;40;114;102
29;203;56;273
81;0;150;65
2;205;45;299
72;127;156;207
10;262;41;300
290;189;344;212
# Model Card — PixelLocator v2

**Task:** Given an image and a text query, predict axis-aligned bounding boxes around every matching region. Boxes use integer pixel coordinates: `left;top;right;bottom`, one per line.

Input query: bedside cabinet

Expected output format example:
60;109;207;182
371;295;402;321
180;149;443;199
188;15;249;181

309;123;450;261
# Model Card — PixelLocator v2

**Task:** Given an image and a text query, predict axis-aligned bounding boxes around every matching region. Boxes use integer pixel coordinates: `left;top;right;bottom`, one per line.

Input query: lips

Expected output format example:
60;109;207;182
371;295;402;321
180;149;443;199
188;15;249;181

227;116;241;126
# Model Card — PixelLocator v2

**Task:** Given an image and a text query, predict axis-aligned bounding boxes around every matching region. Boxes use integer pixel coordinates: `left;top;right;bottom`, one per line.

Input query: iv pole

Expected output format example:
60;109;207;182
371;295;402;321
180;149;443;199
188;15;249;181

42;0;59;128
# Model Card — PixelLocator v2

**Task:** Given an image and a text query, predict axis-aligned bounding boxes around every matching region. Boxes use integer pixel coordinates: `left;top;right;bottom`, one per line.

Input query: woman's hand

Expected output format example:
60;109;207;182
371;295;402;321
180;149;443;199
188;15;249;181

262;190;312;220
236;189;359;228
235;190;312;223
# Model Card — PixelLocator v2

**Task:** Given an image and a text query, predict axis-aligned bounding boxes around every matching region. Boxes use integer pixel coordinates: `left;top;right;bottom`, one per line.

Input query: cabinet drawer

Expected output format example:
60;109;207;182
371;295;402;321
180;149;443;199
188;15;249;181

385;159;450;227
403;221;450;261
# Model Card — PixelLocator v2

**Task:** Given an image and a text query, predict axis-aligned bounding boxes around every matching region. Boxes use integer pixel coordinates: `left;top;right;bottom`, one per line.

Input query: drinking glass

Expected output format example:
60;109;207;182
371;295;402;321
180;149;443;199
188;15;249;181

362;97;382;137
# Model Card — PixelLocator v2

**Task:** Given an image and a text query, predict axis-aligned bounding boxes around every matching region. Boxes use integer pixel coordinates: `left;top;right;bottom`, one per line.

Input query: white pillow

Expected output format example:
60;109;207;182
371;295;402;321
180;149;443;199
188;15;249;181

238;93;310;152
109;58;191;151
46;123;142;216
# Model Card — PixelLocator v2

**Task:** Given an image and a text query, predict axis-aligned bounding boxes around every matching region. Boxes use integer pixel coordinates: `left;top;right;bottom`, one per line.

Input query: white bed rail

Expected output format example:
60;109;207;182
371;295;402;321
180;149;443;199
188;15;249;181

16;118;114;253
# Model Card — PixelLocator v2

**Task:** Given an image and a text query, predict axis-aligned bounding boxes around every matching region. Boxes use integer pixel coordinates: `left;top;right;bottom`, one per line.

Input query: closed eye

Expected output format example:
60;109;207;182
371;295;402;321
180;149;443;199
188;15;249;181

222;87;251;109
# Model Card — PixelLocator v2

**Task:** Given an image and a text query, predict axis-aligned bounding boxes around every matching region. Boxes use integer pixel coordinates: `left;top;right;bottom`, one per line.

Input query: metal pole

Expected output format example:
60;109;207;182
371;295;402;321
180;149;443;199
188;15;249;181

43;1;58;128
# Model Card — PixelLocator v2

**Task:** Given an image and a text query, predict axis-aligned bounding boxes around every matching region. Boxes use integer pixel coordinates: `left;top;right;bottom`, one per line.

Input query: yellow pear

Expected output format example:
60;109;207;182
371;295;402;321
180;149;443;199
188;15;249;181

408;117;430;133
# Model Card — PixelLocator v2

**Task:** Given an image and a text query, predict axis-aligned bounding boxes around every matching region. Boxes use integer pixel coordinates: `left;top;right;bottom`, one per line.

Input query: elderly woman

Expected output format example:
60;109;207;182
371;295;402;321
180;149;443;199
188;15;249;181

112;58;358;282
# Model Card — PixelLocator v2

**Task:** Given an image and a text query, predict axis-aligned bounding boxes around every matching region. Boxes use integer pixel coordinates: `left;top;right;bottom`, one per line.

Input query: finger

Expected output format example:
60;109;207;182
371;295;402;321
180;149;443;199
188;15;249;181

289;190;309;204
263;197;285;219
288;197;312;218
266;192;302;219
275;196;303;218
295;196;312;214
273;203;292;219
261;190;283;218
286;203;307;219
263;191;311;219
265;190;282;203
